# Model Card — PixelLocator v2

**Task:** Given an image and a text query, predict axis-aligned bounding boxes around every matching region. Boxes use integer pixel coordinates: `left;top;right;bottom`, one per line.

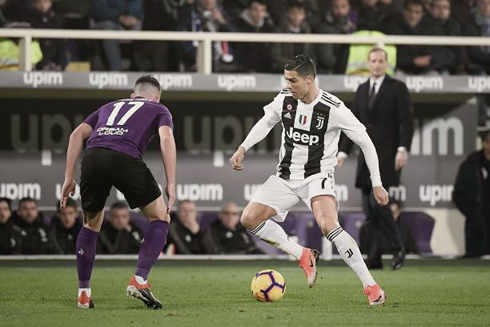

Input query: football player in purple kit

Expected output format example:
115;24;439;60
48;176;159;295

60;75;176;310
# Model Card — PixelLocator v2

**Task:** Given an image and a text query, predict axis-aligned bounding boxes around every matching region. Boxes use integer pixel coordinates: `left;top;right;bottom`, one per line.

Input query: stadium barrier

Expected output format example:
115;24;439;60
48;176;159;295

1;29;490;73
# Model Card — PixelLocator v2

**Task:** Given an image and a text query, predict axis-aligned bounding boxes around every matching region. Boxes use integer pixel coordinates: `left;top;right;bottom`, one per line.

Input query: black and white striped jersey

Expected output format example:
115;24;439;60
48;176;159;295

263;88;367;181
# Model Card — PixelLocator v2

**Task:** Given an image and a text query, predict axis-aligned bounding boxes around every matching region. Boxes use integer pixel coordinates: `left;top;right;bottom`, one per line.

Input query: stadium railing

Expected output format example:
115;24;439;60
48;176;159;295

1;28;490;73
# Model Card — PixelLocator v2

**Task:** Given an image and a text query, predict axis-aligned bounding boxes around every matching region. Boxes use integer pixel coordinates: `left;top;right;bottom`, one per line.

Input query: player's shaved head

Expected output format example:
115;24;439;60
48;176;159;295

133;75;161;102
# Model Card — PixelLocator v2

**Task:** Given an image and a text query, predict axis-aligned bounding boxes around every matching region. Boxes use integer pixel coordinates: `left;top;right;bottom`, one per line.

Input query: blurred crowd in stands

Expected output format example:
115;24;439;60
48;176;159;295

0;0;489;74
0;197;263;255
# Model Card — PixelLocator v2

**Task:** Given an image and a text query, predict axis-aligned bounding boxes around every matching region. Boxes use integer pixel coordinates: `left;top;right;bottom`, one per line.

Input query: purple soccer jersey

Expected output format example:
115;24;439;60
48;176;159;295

83;97;173;158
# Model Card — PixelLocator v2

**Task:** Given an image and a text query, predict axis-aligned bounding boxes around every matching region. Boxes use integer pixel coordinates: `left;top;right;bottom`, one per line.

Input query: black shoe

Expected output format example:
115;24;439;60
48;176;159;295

392;249;406;270
365;258;383;270
127;276;163;310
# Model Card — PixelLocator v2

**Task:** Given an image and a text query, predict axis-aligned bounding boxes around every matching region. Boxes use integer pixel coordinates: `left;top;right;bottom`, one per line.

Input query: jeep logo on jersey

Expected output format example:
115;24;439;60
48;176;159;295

285;127;320;146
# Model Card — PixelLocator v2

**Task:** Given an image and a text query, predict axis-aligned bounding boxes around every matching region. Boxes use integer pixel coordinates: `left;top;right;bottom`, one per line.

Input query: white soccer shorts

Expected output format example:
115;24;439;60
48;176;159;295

250;173;337;222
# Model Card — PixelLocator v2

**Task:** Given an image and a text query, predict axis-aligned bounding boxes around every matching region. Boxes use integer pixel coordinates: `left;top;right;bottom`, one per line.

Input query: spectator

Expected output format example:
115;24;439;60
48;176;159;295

359;200;418;269
453;130;490;257
267;0;320;27
91;0;143;71
383;0;451;74
98;202;143;254
12;197;55;254
270;2;316;72
314;0;356;74
430;0;466;74
28;0;67;70
232;0;274;72
166;200;212;254
355;0;387;31
49;198;82;254
463;0;490;74
0;198;21;255
134;0;187;72
0;0;32;23
205;202;262;254
178;0;235;72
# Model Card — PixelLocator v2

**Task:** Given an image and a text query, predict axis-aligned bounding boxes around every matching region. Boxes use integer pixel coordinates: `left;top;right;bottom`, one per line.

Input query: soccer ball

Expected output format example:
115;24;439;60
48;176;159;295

251;269;286;302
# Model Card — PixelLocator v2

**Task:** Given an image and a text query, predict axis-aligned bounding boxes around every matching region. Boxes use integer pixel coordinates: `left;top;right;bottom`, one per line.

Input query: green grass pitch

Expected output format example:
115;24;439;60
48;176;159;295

1;259;489;326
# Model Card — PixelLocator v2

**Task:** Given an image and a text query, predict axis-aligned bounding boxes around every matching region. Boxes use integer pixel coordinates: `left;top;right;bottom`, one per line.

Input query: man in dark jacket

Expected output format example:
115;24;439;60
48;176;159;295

98;202;143;254
231;0;274;72
430;0;466;73
91;0;143;70
314;0;356;74
204;202;262;254
270;2;316;72
165;200;211;254
0;198;21;254
50;198;82;254
29;0;67;70
453;130;490;257
382;0;452;74
12;197;56;254
462;0;490;74
338;48;414;270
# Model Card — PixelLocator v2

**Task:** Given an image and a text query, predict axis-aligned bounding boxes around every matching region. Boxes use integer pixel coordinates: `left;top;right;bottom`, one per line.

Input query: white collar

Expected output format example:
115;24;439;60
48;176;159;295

370;74;385;87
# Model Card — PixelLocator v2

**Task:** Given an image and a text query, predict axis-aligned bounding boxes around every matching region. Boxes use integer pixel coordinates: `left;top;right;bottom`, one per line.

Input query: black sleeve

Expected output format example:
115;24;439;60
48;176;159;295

167;223;192;254
201;227;222;254
452;158;478;218
395;81;415;151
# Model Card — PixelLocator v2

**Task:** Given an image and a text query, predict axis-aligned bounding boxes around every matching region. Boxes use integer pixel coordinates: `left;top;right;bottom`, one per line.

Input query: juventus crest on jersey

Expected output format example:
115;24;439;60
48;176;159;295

264;88;366;181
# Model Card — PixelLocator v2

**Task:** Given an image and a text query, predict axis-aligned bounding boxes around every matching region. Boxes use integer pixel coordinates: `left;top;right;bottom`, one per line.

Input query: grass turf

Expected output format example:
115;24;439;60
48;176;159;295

0;260;489;326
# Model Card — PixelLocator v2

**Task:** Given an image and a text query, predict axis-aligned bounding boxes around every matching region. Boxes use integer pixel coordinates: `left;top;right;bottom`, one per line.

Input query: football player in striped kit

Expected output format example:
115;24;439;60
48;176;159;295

230;54;388;306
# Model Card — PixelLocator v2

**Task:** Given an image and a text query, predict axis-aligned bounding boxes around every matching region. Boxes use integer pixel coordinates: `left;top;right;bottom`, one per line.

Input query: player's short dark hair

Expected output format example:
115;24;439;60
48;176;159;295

249;0;267;7
178;200;193;208
389;199;402;209
0;198;12;212
404;0;423;9
57;198;77;212
284;54;316;78
286;1;306;12
135;75;161;92
368;47;388;60
481;129;490;142
19;197;37;207
110;201;129;211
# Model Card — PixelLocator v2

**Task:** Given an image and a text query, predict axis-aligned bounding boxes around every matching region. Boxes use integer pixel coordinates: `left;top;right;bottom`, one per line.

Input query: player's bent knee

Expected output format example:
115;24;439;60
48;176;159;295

317;215;339;235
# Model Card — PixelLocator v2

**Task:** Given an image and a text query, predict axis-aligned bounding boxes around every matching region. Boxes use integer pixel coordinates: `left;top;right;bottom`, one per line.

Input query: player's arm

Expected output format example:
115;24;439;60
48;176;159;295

159;125;177;212
230;96;282;171
333;104;388;205
61;123;93;208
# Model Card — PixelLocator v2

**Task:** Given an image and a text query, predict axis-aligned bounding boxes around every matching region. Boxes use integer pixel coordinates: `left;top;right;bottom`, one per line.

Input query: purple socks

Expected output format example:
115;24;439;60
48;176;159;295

135;220;169;280
76;227;99;288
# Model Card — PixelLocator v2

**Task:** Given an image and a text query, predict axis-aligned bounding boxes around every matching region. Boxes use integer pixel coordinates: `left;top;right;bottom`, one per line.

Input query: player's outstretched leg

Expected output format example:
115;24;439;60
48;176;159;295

242;203;320;288
312;196;385;306
127;197;169;310
76;211;103;309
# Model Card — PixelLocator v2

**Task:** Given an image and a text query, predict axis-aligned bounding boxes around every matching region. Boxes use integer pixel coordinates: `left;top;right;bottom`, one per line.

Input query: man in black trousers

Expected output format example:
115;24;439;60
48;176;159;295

337;47;414;270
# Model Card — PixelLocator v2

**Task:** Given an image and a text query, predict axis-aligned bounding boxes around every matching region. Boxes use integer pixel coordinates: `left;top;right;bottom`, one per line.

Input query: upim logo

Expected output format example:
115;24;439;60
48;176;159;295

389;185;406;202
217;75;256;91
244;184;262;201
468;76;490;93
89;73;128;89
343;76;368;91
410;118;463;156
419;185;453;206
55;183;81;200
23;72;63;88
405;76;444;93
0;183;41;200
154;74;193;90
177;184;223;201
